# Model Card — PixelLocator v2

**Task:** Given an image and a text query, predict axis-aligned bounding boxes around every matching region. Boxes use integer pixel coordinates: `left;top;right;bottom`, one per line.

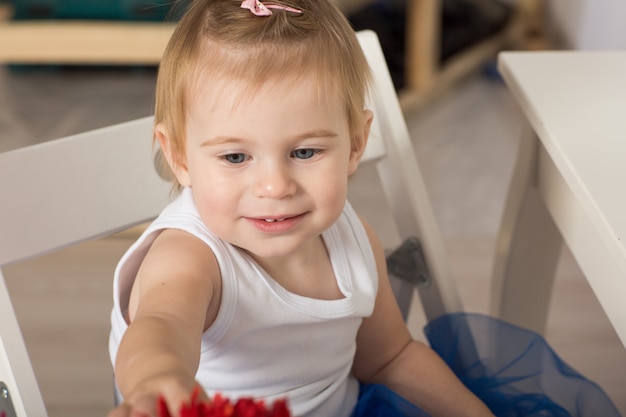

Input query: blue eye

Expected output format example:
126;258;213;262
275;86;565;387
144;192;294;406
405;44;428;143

292;149;317;160
223;153;247;164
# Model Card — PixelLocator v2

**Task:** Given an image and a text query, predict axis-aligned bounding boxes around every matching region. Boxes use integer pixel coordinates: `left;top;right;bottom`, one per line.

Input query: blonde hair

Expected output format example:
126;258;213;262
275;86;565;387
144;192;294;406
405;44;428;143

154;0;371;184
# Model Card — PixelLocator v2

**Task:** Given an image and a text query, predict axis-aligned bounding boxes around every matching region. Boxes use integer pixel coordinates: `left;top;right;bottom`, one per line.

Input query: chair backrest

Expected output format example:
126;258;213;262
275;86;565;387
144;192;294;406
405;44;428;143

356;30;462;318
0;120;173;417
0;30;461;416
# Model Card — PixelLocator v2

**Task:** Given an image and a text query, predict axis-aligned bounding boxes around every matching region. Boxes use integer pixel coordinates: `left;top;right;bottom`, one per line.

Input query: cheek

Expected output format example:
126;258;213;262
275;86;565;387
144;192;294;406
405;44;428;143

187;168;241;214
195;180;238;210
314;154;352;192
192;186;240;239
313;170;349;209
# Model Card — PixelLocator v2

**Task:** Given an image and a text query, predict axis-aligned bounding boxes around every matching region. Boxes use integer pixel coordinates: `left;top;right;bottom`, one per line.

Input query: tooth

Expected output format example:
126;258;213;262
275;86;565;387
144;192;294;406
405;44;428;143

265;219;275;222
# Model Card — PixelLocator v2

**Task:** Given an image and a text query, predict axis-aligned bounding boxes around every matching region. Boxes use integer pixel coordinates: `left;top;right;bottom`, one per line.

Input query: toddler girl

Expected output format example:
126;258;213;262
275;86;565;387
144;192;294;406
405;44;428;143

108;1;495;416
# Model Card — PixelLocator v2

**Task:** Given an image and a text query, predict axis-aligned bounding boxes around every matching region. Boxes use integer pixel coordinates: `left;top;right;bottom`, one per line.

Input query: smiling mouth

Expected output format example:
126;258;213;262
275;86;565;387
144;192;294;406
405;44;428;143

246;213;305;233
249;213;305;226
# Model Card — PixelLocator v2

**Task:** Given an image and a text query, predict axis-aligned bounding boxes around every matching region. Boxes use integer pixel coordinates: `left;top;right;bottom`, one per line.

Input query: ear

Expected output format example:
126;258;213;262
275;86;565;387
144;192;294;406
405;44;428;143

155;123;191;187
348;109;373;175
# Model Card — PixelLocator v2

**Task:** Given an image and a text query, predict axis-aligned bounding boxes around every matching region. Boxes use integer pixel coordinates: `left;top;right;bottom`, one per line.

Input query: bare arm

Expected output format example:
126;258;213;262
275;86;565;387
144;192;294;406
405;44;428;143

352;219;494;417
109;228;220;417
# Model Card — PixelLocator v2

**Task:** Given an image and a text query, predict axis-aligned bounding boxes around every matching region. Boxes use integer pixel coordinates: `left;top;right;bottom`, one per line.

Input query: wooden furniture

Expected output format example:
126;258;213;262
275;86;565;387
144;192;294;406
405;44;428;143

492;51;626;348
400;0;529;111
0;0;540;114
0;31;462;416
0;2;176;65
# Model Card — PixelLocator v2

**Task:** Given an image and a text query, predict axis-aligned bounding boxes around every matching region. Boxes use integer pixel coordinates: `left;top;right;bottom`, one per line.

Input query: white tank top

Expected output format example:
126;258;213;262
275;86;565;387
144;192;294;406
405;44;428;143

109;187;378;417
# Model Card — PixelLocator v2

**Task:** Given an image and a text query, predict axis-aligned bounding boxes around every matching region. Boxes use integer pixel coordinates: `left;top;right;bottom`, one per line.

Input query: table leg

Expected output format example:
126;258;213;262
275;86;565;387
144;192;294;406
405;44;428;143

490;124;563;335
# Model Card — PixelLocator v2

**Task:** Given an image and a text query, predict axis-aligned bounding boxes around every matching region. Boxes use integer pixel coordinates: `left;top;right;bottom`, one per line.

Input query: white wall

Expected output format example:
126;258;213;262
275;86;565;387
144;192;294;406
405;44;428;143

548;0;626;49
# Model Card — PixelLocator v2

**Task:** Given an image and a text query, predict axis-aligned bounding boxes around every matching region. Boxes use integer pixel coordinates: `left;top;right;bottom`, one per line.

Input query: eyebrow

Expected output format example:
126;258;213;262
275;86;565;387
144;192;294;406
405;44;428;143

200;129;339;147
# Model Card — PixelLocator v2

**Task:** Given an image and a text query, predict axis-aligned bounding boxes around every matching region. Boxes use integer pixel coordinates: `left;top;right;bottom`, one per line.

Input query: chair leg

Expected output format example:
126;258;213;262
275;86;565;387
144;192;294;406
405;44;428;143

0;272;48;417
0;381;18;417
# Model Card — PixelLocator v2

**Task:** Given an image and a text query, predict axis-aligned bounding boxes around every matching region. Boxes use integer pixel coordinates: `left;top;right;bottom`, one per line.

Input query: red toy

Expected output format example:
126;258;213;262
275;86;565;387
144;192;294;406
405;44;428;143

157;386;292;417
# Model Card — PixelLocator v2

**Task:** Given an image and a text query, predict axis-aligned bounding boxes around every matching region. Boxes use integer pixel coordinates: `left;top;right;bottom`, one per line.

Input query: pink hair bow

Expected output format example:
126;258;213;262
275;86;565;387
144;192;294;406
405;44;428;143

240;0;302;16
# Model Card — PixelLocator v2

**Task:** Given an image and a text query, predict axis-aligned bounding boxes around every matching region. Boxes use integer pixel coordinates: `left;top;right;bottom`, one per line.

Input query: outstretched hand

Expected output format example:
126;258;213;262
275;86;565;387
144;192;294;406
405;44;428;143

108;384;292;417
107;376;205;417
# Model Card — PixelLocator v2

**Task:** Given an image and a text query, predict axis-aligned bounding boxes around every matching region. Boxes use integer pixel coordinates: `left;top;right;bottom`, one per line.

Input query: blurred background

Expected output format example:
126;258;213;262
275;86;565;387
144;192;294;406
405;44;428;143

1;0;625;415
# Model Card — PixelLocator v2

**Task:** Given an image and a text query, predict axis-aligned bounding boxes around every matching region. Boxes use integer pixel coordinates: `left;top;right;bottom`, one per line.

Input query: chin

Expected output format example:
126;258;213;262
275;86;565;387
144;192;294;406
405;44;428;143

239;235;320;261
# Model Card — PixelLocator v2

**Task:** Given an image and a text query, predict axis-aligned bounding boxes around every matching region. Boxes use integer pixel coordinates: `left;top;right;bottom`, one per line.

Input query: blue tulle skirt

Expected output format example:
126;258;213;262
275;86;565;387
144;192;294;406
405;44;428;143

351;313;621;417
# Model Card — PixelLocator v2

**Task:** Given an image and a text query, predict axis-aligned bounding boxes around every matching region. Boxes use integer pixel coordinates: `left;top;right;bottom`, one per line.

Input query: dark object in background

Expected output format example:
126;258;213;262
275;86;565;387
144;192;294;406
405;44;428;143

440;0;512;62
348;0;513;90
348;0;406;90
11;0;174;21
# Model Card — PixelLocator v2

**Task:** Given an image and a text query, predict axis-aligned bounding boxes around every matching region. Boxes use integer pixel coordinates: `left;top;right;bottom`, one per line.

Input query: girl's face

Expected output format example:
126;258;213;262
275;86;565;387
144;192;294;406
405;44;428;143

158;74;371;265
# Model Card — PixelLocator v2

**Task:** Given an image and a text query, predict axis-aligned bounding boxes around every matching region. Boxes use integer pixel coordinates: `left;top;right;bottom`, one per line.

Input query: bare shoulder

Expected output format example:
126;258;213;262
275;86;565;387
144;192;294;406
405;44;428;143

127;228;221;331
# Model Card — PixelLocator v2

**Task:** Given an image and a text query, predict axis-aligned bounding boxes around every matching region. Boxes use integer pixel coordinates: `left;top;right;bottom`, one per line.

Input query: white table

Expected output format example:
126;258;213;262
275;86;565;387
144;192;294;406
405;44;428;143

491;51;626;348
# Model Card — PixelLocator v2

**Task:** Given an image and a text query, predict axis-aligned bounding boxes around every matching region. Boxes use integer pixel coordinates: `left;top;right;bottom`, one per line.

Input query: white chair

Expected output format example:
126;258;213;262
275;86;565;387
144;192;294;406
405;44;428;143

0;30;462;416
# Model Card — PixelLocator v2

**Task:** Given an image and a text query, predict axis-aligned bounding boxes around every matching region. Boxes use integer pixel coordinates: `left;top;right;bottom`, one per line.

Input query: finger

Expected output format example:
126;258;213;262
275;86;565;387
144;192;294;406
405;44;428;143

107;403;131;417
128;395;159;417
159;382;206;414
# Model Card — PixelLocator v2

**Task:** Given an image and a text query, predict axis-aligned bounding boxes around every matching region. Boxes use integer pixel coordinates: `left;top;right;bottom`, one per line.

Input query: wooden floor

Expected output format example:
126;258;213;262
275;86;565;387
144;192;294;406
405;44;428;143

1;64;624;416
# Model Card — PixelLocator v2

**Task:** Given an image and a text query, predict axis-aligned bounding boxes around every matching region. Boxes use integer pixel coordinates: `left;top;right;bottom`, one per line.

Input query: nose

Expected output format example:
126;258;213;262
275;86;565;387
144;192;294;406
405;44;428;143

251;161;297;199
